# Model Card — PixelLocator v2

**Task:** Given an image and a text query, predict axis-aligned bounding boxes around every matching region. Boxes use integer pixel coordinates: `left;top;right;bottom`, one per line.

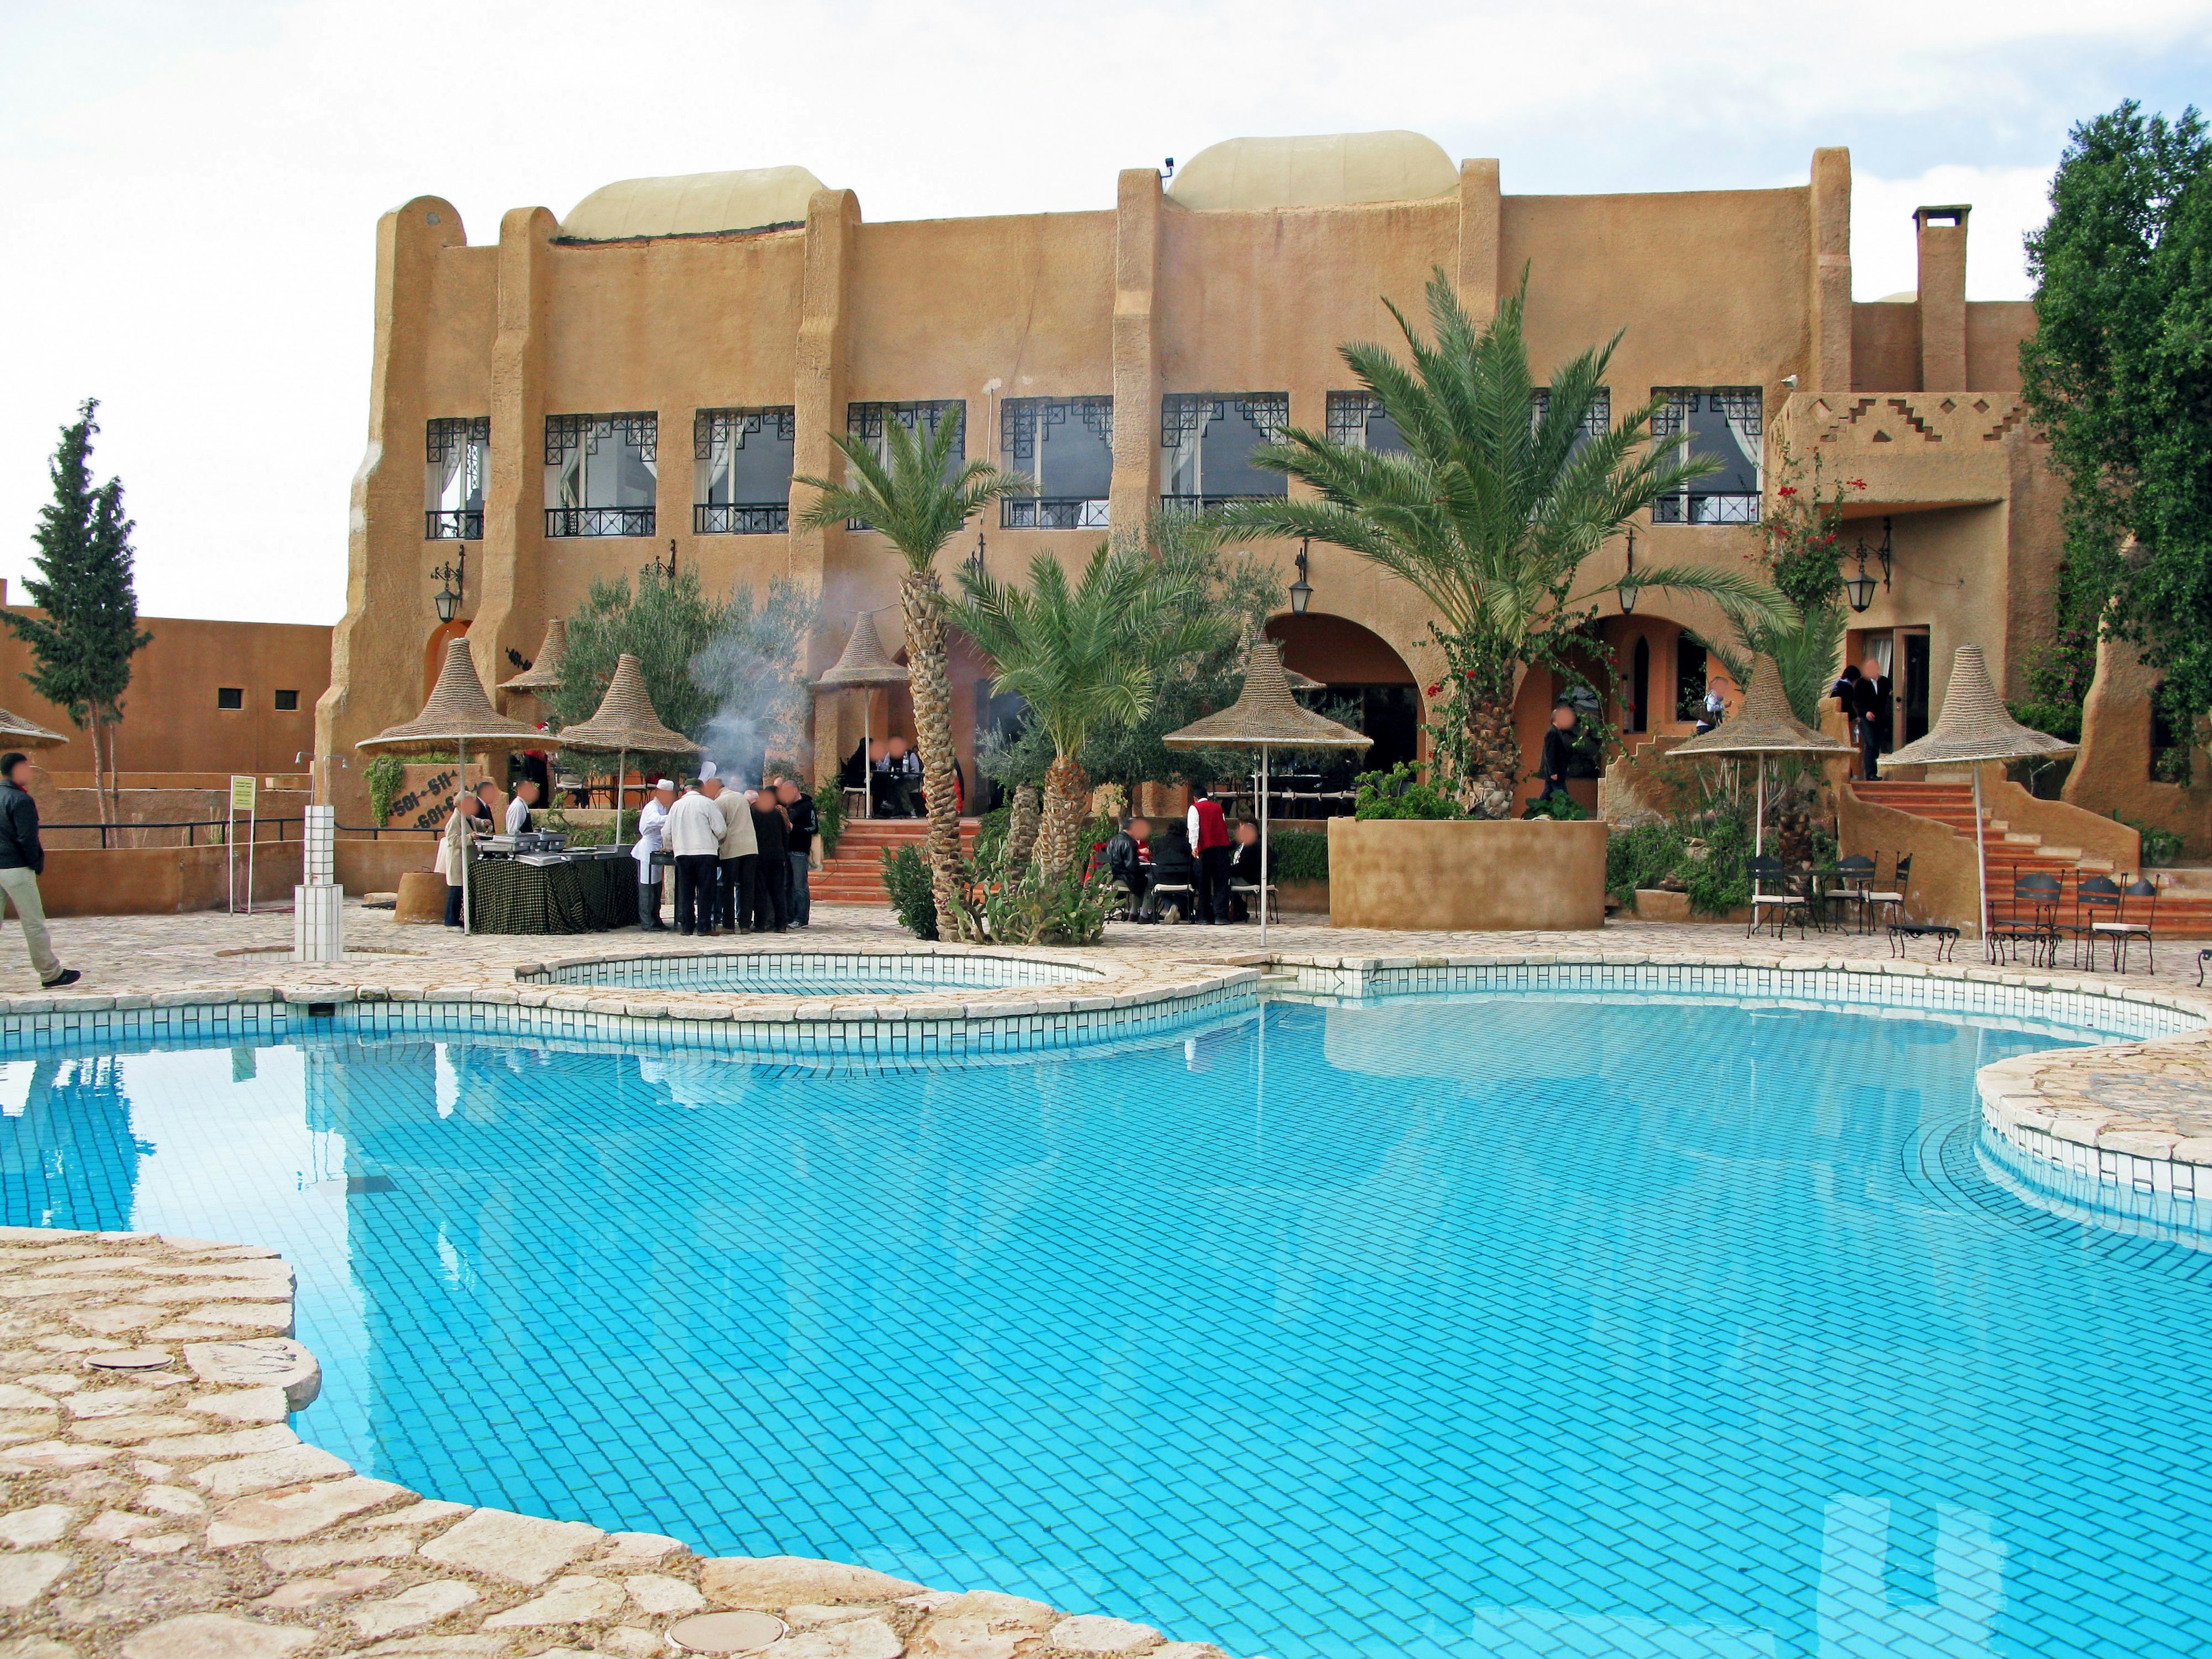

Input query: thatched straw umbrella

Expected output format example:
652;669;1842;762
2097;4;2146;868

1881;643;2076;944
358;638;542;932
1669;653;1851;862
499;618;568;702
555;652;702;819
0;709;70;752
813;612;908;820
1163;641;1369;944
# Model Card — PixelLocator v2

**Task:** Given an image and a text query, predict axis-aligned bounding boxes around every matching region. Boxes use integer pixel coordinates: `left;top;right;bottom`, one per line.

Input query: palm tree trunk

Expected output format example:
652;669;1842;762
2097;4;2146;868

900;567;976;940
1005;784;1041;870
1463;691;1522;819
1036;753;1089;876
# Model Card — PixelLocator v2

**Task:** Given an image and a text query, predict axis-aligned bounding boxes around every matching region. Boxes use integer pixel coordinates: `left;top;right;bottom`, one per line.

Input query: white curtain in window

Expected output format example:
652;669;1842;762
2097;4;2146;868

1718;402;1762;487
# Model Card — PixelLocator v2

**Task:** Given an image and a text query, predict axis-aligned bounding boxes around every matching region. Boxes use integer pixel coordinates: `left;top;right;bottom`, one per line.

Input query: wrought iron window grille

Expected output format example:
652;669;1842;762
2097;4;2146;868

426;416;490;461
694;407;796;458
846;400;965;447
1324;391;1377;446
546;506;656;538
1001;396;1113;463
1002;498;1109;530
1652;494;1762;525
1531;388;1613;435
1160;393;1290;448
1650;388;1763;441
425;509;483;540
544;412;658;465
694;503;790;535
1159;493;1281;513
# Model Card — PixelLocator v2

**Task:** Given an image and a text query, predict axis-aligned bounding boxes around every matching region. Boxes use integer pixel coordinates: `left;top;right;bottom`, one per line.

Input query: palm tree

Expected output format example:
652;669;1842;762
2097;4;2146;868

796;410;1025;939
1215;271;1797;817
955;546;1229;874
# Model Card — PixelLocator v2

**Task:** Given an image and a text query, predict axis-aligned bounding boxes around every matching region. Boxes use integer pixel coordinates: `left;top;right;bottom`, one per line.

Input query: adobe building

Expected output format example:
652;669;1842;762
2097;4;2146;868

314;132;2196;846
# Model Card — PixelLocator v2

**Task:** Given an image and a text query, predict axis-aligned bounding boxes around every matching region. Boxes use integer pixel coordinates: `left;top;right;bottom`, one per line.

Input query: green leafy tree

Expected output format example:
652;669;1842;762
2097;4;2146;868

955;544;1228;874
1215;271;1794;817
6;402;152;824
795;410;1026;939
550;566;730;785
2021;100;2212;757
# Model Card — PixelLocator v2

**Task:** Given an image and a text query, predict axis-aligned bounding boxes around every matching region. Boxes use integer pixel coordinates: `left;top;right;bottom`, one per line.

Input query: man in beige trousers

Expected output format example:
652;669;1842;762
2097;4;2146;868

0;752;77;987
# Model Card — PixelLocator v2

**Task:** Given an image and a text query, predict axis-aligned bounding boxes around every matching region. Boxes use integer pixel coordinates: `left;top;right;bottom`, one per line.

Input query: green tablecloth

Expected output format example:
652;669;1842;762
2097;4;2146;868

467;855;638;935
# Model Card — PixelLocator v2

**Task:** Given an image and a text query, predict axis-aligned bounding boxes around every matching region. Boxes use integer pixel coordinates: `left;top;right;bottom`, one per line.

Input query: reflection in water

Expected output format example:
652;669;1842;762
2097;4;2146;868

1;994;2206;1659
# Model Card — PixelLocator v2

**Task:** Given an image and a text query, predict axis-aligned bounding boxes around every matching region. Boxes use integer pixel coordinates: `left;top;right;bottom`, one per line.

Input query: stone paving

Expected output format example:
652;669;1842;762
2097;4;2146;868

0;1229;1237;1659
2;902;2210;1657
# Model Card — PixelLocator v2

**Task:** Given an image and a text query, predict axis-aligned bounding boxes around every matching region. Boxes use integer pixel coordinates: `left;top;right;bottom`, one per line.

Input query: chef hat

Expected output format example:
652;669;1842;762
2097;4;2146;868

655;778;676;791
698;761;719;781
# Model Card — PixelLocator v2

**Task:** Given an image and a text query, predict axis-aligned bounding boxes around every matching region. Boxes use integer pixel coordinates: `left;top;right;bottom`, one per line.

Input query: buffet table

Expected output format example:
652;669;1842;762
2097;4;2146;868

467;851;638;935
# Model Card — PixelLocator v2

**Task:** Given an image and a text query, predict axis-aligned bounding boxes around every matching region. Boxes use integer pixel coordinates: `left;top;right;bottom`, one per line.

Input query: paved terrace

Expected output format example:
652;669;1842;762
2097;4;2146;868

2;903;2210;1659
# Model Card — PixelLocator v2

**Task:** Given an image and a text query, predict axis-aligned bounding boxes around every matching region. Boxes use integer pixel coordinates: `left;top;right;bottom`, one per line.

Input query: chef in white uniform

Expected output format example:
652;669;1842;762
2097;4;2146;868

632;778;677;930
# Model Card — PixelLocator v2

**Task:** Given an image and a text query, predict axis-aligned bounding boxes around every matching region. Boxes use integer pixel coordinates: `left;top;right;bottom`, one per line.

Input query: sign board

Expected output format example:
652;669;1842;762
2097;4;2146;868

229;775;257;811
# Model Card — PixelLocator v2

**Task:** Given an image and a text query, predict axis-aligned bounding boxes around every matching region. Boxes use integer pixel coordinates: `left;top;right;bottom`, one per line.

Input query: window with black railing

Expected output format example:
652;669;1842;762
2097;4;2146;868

844;400;965;530
544;412;657;537
1159;393;1289;511
426;416;488;540
694;406;794;533
1650;388;1762;524
1001;396;1111;528
1325;391;1407;456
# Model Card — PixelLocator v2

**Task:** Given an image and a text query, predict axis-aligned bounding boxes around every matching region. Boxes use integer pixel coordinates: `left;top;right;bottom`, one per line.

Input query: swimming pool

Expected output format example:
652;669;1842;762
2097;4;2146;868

520;948;1104;999
5;983;2209;1659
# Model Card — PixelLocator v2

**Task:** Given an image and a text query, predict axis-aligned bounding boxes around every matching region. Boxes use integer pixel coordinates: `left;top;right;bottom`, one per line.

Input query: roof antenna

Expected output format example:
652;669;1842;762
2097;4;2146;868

1163;157;1176;180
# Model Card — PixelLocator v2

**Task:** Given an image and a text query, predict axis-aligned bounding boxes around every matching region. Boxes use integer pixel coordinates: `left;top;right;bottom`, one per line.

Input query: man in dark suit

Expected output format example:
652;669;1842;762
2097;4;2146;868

1851;656;1893;781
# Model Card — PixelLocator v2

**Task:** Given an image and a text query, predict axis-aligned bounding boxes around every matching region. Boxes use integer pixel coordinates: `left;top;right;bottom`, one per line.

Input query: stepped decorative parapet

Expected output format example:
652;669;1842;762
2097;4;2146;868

1770;389;2032;506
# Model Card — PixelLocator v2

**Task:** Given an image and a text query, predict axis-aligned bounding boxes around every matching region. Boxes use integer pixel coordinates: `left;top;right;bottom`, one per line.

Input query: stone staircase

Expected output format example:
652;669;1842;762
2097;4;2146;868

812;816;982;906
1854;780;2212;937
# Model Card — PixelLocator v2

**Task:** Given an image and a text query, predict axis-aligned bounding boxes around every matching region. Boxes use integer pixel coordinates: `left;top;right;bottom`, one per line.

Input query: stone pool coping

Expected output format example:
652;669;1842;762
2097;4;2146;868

5;946;2211;1654
0;1227;1245;1659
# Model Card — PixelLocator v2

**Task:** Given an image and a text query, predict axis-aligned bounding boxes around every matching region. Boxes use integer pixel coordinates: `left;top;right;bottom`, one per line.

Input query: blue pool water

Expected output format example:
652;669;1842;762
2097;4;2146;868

5;988;2210;1659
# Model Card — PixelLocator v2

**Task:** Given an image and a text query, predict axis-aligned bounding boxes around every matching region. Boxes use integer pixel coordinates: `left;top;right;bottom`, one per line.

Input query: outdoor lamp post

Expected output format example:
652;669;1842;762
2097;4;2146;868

643;539;679;582
1618;528;1639;614
1844;517;1892;614
430;547;465;623
1289;539;1313;616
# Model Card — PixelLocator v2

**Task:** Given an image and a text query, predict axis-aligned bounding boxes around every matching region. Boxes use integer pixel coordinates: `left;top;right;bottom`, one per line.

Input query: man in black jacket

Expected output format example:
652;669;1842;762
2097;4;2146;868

777;778;817;927
1537;702;1580;804
749;789;790;933
1105;816;1153;920
0;753;76;988
1851;657;1893;781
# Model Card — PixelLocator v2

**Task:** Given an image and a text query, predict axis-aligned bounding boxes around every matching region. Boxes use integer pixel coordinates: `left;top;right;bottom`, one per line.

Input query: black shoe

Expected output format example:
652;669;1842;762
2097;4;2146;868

42;969;79;988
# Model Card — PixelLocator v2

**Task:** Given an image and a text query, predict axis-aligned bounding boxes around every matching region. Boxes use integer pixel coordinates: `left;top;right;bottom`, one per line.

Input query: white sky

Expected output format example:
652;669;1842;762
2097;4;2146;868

3;1;2209;626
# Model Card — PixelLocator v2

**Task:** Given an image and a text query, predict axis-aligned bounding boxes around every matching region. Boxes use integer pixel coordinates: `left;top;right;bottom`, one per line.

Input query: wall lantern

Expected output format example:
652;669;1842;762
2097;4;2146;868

1844;516;1893;614
1618;528;1639;615
1289;539;1313;616
643;539;679;582
430;547;465;623
966;531;987;581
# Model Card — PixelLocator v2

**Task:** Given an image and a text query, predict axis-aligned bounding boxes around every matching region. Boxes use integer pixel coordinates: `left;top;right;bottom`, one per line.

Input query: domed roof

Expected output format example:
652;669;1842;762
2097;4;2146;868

1167;132;1458;211
561;166;827;241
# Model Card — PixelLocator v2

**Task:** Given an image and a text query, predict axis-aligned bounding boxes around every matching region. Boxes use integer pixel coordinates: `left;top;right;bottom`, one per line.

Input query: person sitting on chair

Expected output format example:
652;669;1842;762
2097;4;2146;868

1147;821;1198;921
1105;816;1154;922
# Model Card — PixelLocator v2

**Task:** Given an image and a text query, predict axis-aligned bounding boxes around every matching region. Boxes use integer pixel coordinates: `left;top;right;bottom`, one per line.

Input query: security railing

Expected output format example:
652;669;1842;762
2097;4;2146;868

425;509;483;540
693;503;789;535
1652;493;1761;525
545;506;655;538
1002;498;1109;529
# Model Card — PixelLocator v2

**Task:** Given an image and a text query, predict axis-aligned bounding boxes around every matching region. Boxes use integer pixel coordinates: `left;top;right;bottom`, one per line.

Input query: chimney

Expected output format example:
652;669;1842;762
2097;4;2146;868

1915;204;1969;391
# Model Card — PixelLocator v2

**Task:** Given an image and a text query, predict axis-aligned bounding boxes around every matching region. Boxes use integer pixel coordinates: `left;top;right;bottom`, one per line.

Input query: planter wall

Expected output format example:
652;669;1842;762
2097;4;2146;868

1328;817;1608;931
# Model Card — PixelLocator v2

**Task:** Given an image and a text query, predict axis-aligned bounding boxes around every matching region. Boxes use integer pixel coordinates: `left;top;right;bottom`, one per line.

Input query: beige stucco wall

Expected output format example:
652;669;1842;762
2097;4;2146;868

2066;630;2212;856
1328;817;1608;930
316;147;2111;822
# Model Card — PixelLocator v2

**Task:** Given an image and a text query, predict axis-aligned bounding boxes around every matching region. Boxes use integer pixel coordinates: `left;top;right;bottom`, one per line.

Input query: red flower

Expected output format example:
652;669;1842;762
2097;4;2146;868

1777;486;1798;497
1849;478;1868;490
1426;683;1441;696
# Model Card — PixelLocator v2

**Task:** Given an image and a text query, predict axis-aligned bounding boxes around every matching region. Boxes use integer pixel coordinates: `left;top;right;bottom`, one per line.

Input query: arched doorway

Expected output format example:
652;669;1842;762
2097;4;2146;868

1263;612;1423;775
423;618;470;703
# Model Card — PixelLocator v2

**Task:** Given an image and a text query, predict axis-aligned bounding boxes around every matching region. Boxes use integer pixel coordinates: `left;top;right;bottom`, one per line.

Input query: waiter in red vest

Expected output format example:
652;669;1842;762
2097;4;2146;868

1187;793;1233;925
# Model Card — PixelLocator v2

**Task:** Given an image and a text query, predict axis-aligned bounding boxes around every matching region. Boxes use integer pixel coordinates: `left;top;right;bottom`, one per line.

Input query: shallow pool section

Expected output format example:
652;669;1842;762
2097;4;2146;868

6;986;2211;1659
521;948;1103;999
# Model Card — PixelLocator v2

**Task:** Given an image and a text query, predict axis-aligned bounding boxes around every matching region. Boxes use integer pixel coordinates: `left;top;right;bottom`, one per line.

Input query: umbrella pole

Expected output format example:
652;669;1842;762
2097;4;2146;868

460;739;472;937
1755;759;1766;861
862;693;872;820
1259;742;1271;947
1974;762;1990;950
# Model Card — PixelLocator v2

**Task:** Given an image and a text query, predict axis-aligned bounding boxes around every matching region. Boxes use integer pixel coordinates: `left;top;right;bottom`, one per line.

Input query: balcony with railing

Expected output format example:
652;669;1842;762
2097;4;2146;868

694;502;789;535
425;509;483;540
546;505;655;538
1002;497;1109;530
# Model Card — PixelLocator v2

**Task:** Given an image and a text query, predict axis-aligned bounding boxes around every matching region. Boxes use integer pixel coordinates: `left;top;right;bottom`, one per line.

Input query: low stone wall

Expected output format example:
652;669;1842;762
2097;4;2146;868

40;844;304;917
0;1228;1245;1659
1326;818;1606;931
332;838;437;897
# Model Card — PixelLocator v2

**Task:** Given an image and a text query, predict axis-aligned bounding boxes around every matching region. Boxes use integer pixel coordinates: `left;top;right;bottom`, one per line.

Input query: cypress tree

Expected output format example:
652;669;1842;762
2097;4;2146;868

6;402;153;822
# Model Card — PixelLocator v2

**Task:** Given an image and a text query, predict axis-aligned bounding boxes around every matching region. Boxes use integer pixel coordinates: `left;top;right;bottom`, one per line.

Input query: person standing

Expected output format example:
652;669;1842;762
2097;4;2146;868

778;777;817;927
664;778;726;937
1538;701;1580;802
750;785;790;933
0;753;76;987
632;779;676;930
1187;793;1232;925
699;764;755;934
1851;656;1893;781
504;777;539;835
437;789;483;929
